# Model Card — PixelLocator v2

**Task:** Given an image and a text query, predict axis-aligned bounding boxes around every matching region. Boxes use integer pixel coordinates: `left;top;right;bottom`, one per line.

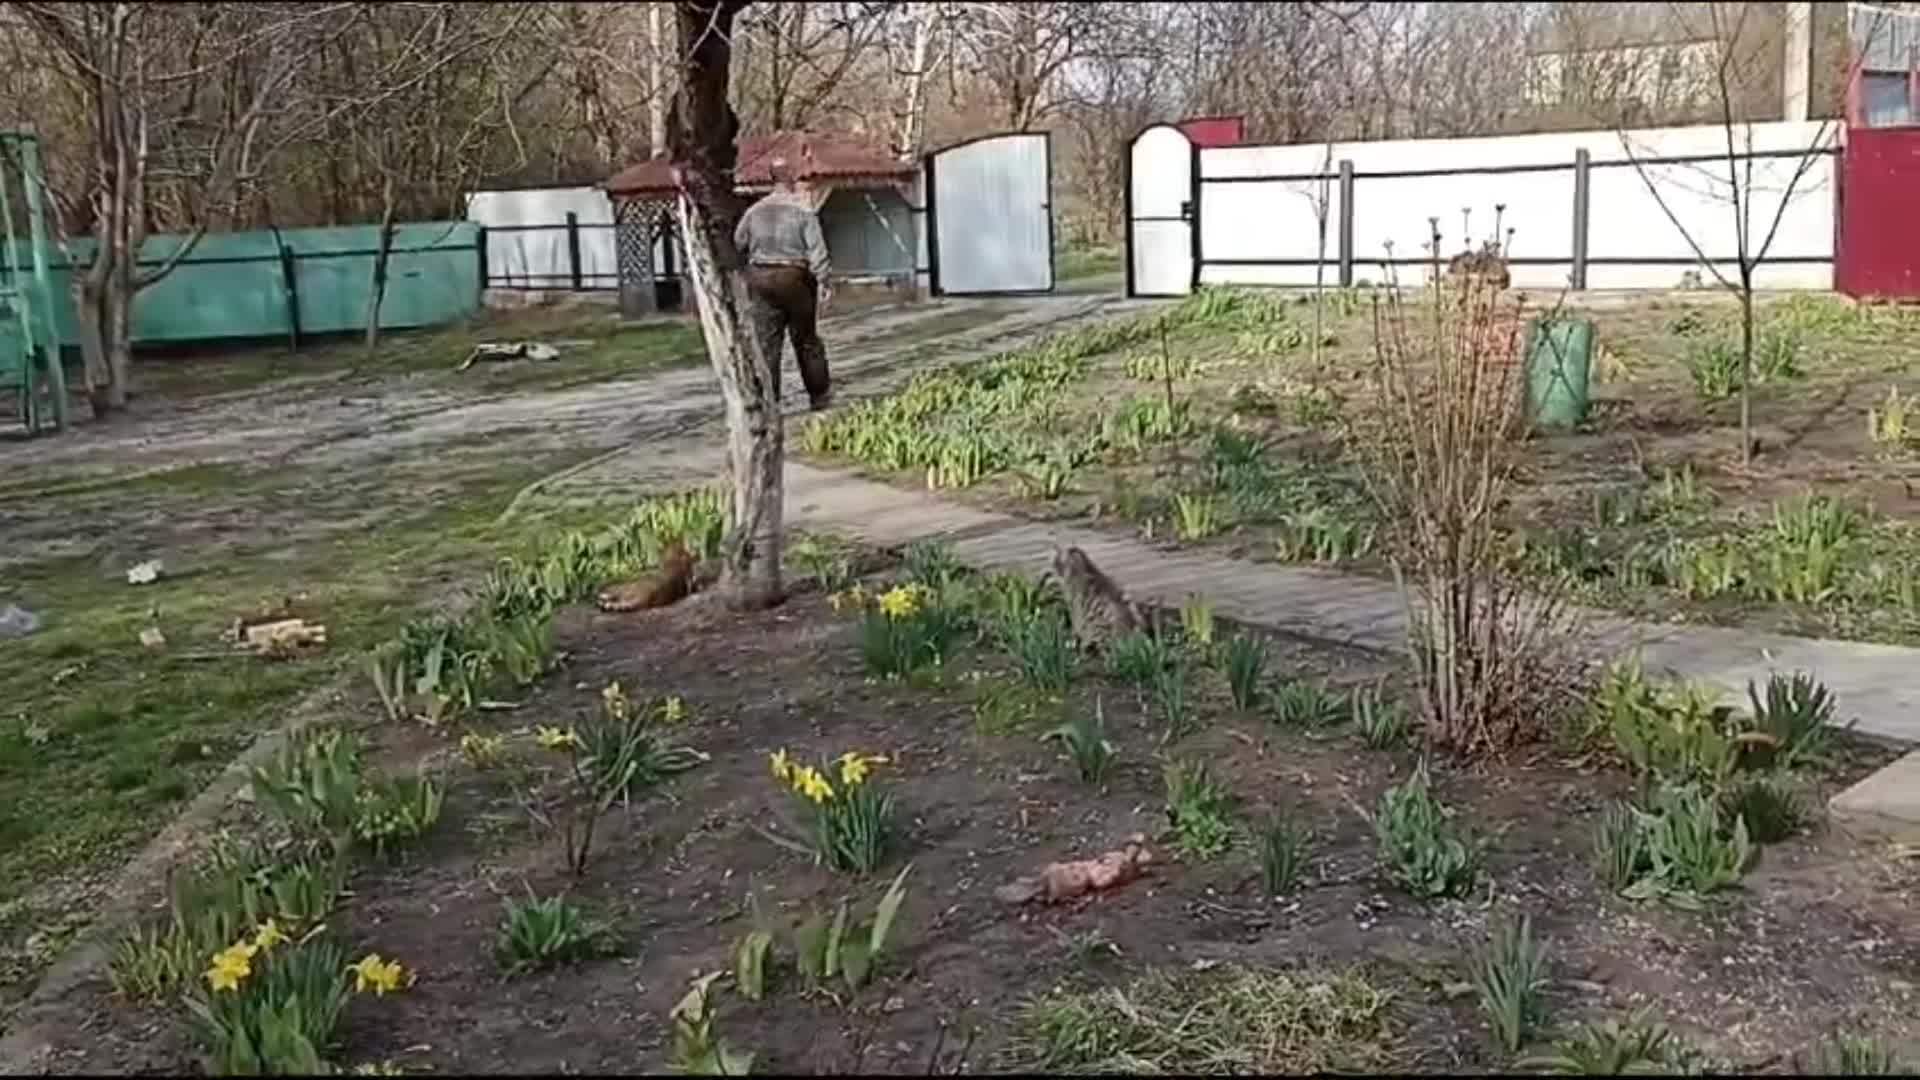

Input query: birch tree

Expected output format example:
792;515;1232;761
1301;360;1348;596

668;0;784;610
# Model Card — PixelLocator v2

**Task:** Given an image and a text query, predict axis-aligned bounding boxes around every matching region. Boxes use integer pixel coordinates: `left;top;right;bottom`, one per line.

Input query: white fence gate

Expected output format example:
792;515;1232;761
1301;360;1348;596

925;132;1054;295
1126;120;1839;296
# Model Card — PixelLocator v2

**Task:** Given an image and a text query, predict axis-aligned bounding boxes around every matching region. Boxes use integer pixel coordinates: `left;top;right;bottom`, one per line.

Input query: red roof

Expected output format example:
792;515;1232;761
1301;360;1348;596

1176;116;1247;148
604;130;915;197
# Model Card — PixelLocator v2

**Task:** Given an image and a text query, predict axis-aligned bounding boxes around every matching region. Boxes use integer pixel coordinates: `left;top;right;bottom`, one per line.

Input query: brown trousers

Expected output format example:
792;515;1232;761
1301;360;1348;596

745;264;829;403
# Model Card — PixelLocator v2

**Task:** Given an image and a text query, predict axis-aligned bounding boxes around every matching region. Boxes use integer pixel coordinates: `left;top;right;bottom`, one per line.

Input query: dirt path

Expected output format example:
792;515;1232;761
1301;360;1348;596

3;295;1136;477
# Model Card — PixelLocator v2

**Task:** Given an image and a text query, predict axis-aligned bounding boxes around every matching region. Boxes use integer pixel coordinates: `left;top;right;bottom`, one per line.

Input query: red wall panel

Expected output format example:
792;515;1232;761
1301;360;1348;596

1838;126;1920;301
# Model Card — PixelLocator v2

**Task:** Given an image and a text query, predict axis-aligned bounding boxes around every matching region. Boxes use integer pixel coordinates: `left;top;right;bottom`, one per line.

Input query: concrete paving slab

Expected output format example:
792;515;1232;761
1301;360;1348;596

1830;750;1920;844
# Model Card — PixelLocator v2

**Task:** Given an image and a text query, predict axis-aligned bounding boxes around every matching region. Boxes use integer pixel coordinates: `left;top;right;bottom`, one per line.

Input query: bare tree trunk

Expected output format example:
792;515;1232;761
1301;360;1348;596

893;3;935;160
364;175;397;355
1739;271;1754;466
670;0;782;611
648;2;667;155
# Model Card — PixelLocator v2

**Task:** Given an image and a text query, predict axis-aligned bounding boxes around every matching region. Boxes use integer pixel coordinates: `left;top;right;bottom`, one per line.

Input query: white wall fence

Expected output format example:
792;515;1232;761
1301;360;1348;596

465;186;678;291
1128;121;1840;296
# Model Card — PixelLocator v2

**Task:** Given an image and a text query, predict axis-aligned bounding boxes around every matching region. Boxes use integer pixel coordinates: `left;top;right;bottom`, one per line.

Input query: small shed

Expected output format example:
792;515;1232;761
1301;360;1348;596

602;130;922;314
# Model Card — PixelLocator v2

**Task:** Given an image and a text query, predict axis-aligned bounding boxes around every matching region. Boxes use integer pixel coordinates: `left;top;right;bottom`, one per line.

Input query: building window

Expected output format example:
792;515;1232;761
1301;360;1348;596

1861;71;1915;127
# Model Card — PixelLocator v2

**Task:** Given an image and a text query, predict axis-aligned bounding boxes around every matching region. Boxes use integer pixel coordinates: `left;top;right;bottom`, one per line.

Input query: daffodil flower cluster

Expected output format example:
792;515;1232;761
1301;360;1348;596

203;919;290;992
347;953;413;996
535;724;581;750
769;749;889;804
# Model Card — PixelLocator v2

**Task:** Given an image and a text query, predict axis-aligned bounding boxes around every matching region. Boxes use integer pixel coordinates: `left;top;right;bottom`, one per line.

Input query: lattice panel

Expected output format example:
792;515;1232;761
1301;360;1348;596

615;198;673;291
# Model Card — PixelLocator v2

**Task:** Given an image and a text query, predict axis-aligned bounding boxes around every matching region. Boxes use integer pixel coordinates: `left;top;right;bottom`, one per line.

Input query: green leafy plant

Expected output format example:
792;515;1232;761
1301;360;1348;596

1739;671;1845;770
857;583;968;679
1269;680;1347;729
351;771;445;857
1350;683;1408;748
1802;1033;1912;1075
519;685;704;877
1472;913;1549;1055
1001;610;1077;693
580;682;710;798
251;730;367;852
1273;507;1375;564
1520;1011;1683;1075
1164;760;1235;860
1153;662;1196;741
1046;699;1118;787
667;971;756;1075
481;610;557;689
789;534;856;593
1624;784;1753;903
1590;802;1646;892
1172;493;1224;542
1257;813;1310;895
792;865;912;993
110;922;198;1002
1179;593;1217;649
185;934;352;1077
497;891;609;976
1108;630;1175;684
1593;662;1738;791
1375;764;1477;899
733;934;772;1004
770;750;897;875
903;541;964;588
1867;385;1918;452
1222;635;1267;710
1720;773;1808;845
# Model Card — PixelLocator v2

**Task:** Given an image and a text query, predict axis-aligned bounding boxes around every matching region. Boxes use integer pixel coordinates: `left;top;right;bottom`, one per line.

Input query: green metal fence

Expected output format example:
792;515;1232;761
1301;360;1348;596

0;221;482;351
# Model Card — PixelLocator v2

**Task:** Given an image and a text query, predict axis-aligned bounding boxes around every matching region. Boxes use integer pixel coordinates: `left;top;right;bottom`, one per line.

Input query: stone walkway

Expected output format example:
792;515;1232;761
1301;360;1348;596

568;455;1920;841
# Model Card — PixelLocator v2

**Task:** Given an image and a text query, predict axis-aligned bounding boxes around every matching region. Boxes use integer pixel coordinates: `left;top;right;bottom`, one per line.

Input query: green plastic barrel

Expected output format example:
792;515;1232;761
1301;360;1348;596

1525;317;1594;432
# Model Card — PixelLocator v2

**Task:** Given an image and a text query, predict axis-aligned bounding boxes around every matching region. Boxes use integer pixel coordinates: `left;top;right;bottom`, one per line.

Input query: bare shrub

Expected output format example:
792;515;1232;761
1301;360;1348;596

1348;227;1586;757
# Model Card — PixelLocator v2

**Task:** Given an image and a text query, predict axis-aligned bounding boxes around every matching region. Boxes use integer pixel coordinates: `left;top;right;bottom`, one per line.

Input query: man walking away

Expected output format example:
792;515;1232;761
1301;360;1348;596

733;157;833;411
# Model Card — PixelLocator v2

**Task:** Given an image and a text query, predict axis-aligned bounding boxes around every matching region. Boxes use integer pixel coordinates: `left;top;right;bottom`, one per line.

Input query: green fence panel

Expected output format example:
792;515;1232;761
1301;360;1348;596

283;223;480;335
1;222;481;349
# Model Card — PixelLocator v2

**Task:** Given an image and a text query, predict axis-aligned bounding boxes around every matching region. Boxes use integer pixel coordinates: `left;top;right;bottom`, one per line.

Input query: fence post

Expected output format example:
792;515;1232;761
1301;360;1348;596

1571;148;1591;291
475;225;490;294
1337;159;1355;288
278;242;302;352
565;212;582;291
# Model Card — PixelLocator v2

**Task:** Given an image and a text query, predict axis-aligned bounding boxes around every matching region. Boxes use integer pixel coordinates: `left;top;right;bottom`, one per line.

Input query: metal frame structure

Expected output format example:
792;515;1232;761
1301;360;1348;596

1125;126;1841;298
0;128;67;433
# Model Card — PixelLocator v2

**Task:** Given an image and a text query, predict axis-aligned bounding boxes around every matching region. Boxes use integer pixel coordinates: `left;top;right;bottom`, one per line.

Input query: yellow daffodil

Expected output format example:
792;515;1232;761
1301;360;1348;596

601;682;632;722
836;751;888;787
660;696;688;724
204;942;258;992
879;584;923;619
534;725;579;751
348;953;411;996
830;584;869;612
460;733;505;765
792;765;835;804
251;919;288;951
769;749;793;782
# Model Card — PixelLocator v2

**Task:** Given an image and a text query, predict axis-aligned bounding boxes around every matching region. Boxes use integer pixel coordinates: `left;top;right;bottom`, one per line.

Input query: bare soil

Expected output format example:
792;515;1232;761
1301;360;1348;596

22;563;1916;1075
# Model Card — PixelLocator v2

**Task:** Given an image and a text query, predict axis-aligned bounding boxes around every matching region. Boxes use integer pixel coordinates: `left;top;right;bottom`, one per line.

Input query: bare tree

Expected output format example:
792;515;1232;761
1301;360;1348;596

1612;2;1883;467
668;0;784;610
13;1;321;417
949;1;1104;131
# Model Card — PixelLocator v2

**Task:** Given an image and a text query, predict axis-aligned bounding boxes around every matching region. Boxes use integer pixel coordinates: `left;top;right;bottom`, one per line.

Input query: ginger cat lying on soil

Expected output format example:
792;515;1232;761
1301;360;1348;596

596;543;696;612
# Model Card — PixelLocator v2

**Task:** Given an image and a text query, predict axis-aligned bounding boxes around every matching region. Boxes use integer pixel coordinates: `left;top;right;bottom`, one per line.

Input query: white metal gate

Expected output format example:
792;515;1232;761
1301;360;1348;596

1127;125;1196;297
925;132;1054;295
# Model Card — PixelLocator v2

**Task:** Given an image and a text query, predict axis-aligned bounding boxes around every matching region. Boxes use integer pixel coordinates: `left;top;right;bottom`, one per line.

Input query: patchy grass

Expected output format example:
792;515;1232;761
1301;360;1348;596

133;306;705;401
0;448;596;1015
1058;244;1123;282
803;285;1920;647
1005;967;1399;1073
